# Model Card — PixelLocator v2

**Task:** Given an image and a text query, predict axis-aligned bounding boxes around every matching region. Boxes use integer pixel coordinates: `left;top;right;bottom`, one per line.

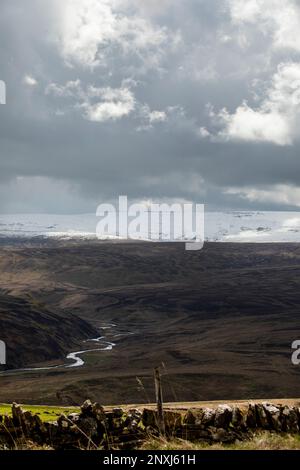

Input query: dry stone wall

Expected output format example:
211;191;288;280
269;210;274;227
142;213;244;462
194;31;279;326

0;400;299;449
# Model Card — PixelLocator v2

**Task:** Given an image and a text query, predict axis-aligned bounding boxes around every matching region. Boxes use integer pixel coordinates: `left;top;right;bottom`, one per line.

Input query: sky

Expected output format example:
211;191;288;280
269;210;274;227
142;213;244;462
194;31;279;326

1;0;300;213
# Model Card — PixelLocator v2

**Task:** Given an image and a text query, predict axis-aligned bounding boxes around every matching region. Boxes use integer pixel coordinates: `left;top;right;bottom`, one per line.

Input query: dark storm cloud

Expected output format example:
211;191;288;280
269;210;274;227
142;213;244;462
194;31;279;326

1;0;300;213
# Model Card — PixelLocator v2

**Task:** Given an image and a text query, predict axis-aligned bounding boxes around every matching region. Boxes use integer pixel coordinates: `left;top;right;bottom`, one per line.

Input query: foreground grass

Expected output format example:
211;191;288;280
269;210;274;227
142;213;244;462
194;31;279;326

141;432;300;451
2;432;300;451
0;404;79;422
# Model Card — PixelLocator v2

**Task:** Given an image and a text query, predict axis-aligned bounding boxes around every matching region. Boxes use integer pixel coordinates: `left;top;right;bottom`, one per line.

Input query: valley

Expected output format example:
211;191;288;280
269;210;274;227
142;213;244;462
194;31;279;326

0;239;299;405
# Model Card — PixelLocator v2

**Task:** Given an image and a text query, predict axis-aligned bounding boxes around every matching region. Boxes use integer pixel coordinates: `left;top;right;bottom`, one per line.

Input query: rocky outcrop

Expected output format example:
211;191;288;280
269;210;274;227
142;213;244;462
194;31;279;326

0;401;299;450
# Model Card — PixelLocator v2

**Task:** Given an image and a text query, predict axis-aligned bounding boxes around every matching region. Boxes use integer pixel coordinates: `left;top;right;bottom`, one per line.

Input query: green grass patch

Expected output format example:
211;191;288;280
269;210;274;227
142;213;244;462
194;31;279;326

0;404;79;422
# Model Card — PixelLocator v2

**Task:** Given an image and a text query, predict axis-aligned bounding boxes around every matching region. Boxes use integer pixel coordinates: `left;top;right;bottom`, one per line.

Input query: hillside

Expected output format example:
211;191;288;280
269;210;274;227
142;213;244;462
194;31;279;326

0;290;98;369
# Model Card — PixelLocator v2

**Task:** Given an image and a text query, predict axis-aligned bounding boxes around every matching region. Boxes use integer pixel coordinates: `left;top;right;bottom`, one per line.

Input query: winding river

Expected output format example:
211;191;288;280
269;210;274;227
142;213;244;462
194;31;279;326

0;323;124;375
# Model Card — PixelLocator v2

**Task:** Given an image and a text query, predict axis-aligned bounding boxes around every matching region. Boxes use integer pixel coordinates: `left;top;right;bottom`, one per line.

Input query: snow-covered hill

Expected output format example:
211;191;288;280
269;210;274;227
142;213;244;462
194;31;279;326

1;211;300;242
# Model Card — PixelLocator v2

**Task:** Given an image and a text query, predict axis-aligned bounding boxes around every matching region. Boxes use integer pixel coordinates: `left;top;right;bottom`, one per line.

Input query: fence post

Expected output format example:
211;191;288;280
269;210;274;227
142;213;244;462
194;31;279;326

0;340;6;365
154;367;165;436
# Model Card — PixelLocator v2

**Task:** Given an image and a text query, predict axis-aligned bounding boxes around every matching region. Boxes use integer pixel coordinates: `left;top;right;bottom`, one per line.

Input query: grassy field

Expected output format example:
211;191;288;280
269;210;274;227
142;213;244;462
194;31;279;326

0;404;79;422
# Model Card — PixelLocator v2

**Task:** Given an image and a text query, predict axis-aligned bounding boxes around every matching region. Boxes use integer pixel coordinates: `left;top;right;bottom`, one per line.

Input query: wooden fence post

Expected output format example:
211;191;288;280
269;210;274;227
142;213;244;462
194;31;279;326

154;367;165;436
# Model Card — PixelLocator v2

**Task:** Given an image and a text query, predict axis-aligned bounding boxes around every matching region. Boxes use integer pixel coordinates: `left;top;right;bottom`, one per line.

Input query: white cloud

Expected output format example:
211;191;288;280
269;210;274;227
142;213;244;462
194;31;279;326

140;105;167;125
46;79;178;126
198;127;211;139
46;79;135;122
218;104;291;146
82;86;135;122
227;0;300;52
45;77;188;128
213;62;300;146
225;184;300;207
56;0;172;69
137;105;185;131
148;110;167;123
228;0;264;23
45;80;82;97
23;75;38;86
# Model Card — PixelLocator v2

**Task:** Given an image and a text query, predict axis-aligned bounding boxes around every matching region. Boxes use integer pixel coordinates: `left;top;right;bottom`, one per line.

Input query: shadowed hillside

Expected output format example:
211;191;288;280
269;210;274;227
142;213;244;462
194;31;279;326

0;291;97;369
